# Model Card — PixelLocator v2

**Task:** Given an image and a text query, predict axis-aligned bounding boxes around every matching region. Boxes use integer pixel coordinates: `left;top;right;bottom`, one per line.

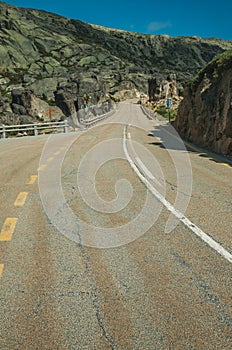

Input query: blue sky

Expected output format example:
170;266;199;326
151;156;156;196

3;0;232;40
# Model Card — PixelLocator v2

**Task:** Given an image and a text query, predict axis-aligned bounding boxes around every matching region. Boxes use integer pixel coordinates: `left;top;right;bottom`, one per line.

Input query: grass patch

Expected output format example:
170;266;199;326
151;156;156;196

157;105;177;121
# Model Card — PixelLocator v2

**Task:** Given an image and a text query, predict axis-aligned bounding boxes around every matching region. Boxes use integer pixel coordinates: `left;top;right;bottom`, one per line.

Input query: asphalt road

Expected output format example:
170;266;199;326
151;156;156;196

0;102;231;349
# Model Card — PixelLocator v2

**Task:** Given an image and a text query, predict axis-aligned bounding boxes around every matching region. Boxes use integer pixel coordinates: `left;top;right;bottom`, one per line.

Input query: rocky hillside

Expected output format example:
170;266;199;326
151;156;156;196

0;1;232;124
174;51;232;158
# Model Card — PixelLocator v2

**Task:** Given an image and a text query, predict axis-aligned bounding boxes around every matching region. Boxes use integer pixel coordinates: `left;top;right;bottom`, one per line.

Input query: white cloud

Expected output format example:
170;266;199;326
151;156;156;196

147;21;171;32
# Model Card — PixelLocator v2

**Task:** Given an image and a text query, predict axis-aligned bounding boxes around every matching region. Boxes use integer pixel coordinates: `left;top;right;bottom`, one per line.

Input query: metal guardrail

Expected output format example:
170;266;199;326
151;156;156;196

0;102;117;139
0;120;69;139
140;105;154;120
80;107;117;128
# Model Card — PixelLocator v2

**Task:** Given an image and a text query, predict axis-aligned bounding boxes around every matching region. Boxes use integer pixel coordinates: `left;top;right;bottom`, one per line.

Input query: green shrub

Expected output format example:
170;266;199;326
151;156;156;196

157;105;177;121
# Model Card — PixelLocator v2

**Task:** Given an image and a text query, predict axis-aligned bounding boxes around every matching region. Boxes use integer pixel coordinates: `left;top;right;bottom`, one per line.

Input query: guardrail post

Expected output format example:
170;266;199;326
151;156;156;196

64;120;69;133
34;124;38;136
2;125;6;139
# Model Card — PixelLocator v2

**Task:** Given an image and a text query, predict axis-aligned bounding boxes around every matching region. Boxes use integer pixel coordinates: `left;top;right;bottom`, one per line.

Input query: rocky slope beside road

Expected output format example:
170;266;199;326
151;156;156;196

0;1;232;125
174;51;232;158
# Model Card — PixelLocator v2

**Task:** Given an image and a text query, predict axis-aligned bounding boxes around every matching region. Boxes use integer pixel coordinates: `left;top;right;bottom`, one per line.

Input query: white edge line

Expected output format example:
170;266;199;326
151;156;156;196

135;157;155;180
128;132;162;187
123;127;232;264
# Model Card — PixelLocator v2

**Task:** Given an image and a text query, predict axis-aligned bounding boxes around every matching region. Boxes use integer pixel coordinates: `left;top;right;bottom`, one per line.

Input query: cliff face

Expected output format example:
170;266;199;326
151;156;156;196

0;1;232;124
174;51;232;158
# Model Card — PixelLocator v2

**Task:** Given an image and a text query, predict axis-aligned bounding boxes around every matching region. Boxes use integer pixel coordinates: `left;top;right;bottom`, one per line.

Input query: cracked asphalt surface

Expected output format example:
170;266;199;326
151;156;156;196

0;102;231;349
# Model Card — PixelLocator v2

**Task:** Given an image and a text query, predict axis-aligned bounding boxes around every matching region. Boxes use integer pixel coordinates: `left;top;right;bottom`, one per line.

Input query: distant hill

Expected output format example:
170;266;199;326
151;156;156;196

0;1;232;124
174;50;232;158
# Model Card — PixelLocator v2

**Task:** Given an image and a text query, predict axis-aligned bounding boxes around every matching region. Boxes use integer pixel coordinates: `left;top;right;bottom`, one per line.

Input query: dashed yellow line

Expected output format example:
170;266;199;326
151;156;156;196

47;157;54;162
26;175;38;185
0;218;18;241
0;264;4;280
14;192;28;207
54;151;60;155
37;164;46;171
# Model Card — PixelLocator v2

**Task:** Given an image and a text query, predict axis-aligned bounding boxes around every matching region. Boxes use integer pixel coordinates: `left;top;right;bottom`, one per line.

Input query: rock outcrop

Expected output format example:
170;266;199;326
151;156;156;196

0;1;232;125
174;51;232;158
11;88;63;122
148;73;182;103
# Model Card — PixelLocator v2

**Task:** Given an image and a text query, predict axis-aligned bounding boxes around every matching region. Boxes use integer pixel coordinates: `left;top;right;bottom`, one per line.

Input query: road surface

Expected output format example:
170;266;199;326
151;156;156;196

0;103;231;349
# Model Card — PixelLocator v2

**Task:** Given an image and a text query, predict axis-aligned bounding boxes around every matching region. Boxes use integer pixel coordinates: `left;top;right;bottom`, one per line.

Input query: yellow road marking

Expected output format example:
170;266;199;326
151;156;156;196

0;218;18;241
26;175;38;185
183;141;202;153
47;157;54;162
14;192;28;207
184;142;231;168
162;128;231;168
221;163;231;168
0;264;4;279
54;151;60;155
37;164;46;171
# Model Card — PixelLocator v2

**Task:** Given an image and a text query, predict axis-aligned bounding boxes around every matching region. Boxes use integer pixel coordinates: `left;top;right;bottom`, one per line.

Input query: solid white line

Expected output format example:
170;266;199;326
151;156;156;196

123;127;232;264
128;131;162;186
135;157;155;180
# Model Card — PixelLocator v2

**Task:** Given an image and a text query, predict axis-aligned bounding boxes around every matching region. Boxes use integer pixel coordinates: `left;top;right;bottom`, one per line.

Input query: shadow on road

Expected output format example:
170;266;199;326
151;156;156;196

147;123;232;167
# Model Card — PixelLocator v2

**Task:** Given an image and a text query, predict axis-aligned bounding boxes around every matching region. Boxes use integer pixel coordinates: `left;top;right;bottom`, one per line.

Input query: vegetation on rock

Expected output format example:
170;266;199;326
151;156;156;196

0;1;232;125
